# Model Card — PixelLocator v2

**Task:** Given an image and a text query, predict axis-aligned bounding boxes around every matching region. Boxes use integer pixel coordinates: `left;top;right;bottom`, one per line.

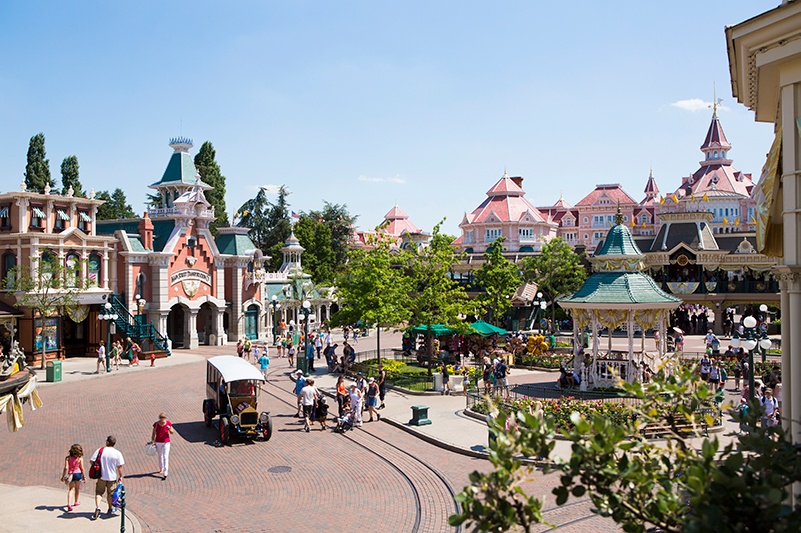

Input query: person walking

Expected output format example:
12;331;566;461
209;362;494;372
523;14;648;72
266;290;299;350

258;348;270;379
366;377;381;422
335;375;348;417
90;435;124;520
306;341;315;372
315;333;323;360
236;338;244;358
299;377;319;432
377;364;387;409
253;344;261;365
293;370;306;417
95;343;106;374
287;341;295;367
348;383;364;427
150;413;175;480
61;443;85;512
111;340;122;370
130;341;141;366
244;338;252;362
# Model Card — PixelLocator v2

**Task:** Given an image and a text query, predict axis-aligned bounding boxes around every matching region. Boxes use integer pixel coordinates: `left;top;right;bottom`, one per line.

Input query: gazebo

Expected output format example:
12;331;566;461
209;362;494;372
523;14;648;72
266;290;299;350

559;210;682;389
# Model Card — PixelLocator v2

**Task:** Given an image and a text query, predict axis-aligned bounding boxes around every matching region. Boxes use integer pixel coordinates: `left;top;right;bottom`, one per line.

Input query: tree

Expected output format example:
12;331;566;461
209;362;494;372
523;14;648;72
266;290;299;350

96;188;137;220
520;237;586;330
307;202;357;269
237;186;291;270
332;235;412;358
194;141;229;237
24;133;54;193
293;215;336;284
4;256;81;369
450;364;801;533
59;155;84;197
473;237;521;325
407;221;471;370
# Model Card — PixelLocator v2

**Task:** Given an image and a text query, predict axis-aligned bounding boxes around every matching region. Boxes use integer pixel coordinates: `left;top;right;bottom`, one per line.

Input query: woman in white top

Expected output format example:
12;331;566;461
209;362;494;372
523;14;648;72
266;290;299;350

348;383;364;427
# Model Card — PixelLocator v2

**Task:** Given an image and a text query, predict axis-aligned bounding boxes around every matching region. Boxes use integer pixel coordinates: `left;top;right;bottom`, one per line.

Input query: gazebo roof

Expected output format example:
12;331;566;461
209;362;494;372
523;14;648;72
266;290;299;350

559;272;680;307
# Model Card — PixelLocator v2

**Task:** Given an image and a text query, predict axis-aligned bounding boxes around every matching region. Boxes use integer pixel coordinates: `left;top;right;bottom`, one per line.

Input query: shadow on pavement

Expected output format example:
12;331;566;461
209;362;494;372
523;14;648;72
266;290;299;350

172;421;217;445
34;505;88;519
124;472;162;480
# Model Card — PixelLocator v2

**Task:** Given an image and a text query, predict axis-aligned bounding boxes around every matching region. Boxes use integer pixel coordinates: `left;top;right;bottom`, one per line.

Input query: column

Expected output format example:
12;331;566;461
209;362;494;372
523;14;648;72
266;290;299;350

187;309;199;350
215;308;225;346
779;274;793;434
229;264;243;340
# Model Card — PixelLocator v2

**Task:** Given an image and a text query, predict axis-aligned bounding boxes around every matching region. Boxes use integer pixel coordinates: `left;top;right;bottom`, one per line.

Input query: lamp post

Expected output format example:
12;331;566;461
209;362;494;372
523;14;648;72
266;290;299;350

298;300;315;376
533;292;546;334
270;295;281;345
98;302;118;373
731;314;772;401
135;294;146;336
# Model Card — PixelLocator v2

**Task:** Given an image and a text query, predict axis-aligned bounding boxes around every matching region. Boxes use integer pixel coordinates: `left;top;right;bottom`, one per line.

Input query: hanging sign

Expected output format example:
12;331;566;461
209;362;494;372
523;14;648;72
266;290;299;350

170;269;211;286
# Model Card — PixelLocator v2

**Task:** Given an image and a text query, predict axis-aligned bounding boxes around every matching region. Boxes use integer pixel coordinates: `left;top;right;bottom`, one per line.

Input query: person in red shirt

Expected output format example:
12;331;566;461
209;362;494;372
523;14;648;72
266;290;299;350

150;412;175;480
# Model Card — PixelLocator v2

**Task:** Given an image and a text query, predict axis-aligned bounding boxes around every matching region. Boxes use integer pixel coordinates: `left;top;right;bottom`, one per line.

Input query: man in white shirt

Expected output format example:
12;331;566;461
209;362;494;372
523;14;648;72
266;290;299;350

91;435;125;520
299;378;319;433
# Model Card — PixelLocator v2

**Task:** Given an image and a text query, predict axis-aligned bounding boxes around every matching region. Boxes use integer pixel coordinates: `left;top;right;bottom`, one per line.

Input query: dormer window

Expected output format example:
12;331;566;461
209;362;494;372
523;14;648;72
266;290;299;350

0;205;10;230
722;151;726;158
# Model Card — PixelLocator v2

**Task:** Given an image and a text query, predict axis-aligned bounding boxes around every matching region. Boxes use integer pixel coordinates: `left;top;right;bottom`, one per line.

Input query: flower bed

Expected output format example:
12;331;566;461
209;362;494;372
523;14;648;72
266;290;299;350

471;396;637;431
515;352;570;369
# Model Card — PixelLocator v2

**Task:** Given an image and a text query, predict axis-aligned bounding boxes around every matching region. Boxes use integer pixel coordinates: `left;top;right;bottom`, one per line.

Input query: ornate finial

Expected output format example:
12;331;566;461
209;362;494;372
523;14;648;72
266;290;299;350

66;185;74;197
503;166;508;178
711;83;723;118
169;137;193;153
44;183;51;195
20;180;26;192
615;202;624;226
89;188;96;199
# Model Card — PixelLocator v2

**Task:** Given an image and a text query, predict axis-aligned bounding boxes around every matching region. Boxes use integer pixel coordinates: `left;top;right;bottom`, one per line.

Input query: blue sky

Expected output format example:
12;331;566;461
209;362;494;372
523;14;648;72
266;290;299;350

0;1;779;236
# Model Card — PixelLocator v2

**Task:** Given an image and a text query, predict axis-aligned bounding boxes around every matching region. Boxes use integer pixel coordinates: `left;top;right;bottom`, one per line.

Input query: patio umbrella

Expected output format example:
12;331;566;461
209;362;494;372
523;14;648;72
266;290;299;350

470;320;508;337
409;324;454;337
673;327;684;334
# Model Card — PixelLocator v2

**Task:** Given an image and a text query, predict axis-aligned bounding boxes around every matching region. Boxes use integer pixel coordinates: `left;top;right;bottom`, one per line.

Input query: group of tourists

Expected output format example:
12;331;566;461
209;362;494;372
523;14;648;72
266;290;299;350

481;355;509;396
60;413;174;519
94;337;143;374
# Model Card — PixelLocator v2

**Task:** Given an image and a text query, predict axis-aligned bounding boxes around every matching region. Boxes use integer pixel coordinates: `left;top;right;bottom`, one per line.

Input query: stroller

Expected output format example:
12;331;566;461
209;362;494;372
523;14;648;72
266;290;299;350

334;410;355;433
313;397;329;425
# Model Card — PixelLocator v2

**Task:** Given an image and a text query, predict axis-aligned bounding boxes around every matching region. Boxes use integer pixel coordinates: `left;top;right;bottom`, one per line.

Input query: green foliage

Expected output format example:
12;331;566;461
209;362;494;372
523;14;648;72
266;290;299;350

24;133;54;193
473;237;521;325
96;188;137;220
59;155;84;197
194;141;229;237
515;351;569;368
451;364;801;533
471;396;638;431
305;202;357;270
520;237;586;312
332;237;412;353
293;216;336;284
237;186;291;270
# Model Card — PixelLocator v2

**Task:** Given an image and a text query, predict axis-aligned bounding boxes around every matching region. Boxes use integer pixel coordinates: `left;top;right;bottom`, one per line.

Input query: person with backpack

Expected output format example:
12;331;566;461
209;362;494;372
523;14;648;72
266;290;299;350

90;436;124;520
494;359;509;396
761;388;780;428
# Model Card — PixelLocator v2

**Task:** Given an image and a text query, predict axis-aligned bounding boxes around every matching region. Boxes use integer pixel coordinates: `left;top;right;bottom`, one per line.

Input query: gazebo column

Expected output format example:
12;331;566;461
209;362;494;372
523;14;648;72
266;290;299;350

627;311;635;383
592;314;599;386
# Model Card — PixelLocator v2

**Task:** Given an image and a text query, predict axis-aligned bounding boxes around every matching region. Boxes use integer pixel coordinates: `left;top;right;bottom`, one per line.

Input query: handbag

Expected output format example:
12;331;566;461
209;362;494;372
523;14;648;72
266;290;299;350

88;448;104;479
145;441;158;456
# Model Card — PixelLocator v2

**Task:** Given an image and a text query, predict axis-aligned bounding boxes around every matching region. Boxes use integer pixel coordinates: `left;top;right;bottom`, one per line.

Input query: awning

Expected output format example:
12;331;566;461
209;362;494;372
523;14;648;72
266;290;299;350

753;124;782;256
409;324;454;337
31;207;46;218
470;320;507;337
56;209;69;221
0;206;8;217
79;212;91;222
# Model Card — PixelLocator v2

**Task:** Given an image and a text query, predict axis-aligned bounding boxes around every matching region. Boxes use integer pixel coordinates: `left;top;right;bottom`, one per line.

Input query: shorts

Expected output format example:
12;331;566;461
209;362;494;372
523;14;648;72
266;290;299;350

496;378;508;389
71;473;83;482
95;479;118;499
303;404;315;419
367;397;378;407
709;378;719;384
701;373;709;381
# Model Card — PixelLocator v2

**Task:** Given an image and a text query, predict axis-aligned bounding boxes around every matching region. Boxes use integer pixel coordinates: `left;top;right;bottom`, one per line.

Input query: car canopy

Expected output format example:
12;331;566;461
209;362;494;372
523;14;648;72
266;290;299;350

208;355;266;383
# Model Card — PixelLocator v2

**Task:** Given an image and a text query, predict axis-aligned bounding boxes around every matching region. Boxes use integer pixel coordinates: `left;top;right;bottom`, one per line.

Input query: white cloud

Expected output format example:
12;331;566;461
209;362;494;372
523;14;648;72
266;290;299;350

671;98;729;112
258;184;284;194
357;175;407;184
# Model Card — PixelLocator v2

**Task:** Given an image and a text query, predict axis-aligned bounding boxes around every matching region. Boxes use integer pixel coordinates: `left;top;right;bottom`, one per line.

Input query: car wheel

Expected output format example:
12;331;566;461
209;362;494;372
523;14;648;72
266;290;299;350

262;415;273;442
220;417;231;446
203;400;213;427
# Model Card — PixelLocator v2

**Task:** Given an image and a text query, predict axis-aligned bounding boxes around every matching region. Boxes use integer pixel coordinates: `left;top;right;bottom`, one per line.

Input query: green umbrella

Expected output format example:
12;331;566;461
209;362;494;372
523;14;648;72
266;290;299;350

409;324;454;337
470;320;508;337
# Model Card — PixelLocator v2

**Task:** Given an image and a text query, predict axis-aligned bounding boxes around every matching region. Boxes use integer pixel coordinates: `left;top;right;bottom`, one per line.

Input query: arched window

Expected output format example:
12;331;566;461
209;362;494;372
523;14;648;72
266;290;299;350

40;251;57;285
87;254;101;287
65;253;81;288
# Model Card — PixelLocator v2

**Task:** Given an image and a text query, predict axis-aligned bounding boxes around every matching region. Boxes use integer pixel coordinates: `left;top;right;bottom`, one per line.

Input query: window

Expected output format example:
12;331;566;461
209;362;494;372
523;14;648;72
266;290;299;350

87;254;101;287
518;228;534;239
40;251;57;285
0;205;9;230
465;230;474;244
484;228;502;242
583;217;588;223
562;218;573;227
30;206;45;229
55;208;69;230
78;211;91;232
65;253;80;288
2;252;15;289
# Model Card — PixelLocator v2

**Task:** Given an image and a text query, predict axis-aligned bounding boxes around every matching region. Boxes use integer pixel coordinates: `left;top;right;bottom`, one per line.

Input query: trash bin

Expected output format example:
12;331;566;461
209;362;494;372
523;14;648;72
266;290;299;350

433;372;444;392
296;356;309;377
46;360;62;383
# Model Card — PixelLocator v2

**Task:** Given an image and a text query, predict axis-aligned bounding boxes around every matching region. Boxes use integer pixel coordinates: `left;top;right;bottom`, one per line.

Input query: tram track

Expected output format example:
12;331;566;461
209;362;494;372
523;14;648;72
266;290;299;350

260;367;458;532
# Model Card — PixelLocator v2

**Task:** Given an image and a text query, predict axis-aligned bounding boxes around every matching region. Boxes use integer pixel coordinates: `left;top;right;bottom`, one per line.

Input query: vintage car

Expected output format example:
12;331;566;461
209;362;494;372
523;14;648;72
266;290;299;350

202;355;273;445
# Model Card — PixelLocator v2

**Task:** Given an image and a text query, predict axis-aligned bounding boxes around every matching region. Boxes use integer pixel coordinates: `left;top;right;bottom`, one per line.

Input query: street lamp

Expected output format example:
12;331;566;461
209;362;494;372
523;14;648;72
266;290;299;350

533;292;546;334
98;302;118;372
731;314;772;401
270;295;281;345
298;300;316;376
135;294;146;335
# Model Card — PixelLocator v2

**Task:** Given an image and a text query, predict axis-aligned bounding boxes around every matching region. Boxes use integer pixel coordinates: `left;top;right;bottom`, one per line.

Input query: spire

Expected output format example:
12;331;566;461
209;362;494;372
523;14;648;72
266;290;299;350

699;106;731;166
615;202;624;226
643;167;659;198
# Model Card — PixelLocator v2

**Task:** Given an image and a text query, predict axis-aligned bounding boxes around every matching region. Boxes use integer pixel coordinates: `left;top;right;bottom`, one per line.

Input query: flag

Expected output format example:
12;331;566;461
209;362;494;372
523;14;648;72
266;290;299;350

672;194;679;204
641;221;647;228
735;217;740;225
630;219;635;227
723;216;729;225
703;193;709;202
690;193;695;202
659;195;665;204
291;211;300;219
751;216;757;225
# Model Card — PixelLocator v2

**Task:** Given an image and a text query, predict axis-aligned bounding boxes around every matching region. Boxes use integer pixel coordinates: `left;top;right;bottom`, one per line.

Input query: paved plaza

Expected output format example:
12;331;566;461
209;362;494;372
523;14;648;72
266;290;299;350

0;330;746;533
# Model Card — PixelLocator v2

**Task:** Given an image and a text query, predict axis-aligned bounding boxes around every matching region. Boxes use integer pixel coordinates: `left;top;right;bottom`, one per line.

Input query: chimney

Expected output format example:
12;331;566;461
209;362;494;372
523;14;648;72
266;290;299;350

510;176;524;189
138;212;154;251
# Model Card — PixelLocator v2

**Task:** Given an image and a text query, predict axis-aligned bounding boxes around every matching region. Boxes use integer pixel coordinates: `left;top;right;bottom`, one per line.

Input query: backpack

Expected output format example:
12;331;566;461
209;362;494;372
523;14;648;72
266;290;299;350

89;448;104;479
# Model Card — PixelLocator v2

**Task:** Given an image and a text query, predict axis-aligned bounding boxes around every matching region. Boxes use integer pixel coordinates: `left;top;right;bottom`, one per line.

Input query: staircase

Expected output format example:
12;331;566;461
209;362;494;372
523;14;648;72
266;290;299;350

109;294;171;355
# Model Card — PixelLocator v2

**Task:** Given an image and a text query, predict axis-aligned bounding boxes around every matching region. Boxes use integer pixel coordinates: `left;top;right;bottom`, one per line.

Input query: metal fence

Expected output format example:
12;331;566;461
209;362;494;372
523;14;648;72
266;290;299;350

348;348;436;392
464;385;640;411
